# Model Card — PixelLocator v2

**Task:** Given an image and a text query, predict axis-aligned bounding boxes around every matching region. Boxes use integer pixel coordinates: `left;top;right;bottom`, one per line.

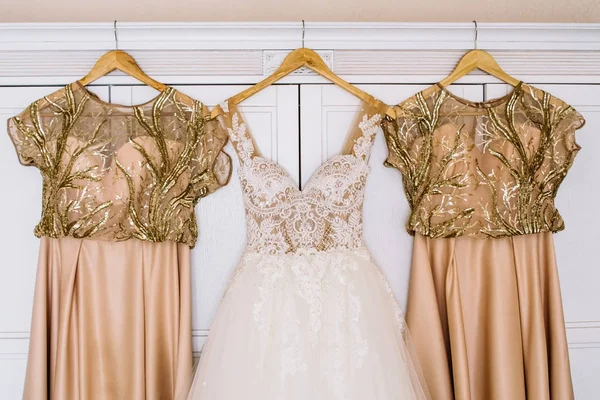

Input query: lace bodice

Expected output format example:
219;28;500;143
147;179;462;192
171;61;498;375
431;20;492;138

8;83;231;247
383;83;585;238
221;101;383;254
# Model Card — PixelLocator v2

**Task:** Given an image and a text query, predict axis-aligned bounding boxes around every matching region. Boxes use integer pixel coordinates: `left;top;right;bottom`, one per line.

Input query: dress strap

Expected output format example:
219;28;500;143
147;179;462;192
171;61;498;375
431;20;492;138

343;103;384;161
218;100;260;165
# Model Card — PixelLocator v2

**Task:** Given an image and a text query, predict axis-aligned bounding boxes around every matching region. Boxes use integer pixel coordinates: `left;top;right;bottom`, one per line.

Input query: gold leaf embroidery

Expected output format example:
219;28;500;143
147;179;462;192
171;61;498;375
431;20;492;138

383;83;584;238
8;84;230;247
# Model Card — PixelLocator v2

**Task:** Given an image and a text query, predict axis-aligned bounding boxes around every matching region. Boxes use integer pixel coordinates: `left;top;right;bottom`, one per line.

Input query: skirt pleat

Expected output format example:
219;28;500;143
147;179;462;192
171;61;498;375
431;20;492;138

406;232;574;400
23;237;193;400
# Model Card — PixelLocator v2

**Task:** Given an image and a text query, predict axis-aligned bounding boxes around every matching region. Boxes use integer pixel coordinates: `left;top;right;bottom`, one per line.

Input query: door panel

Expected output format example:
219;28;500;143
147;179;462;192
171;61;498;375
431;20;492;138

486;83;600;399
299;84;484;308
0;85;109;398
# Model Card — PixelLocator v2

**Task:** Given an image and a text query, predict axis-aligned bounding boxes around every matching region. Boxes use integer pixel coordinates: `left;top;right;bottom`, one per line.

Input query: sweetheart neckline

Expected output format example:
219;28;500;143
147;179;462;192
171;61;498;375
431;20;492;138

241;153;368;193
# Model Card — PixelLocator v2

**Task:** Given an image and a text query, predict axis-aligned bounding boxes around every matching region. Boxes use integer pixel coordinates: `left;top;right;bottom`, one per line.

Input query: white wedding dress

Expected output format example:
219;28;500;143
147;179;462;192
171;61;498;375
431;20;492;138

187;101;429;400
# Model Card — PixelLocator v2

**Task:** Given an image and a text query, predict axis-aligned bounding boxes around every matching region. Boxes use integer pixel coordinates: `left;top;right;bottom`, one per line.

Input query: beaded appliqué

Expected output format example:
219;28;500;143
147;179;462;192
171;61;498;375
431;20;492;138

240;249;373;392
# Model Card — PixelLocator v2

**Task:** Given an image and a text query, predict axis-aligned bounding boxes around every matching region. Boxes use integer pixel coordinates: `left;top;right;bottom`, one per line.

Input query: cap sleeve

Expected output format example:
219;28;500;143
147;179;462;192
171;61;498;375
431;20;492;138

7;101;47;168
204;106;232;189
6;87;70;170
555;101;585;154
520;86;586;210
382;98;423;176
191;102;232;201
522;85;586;156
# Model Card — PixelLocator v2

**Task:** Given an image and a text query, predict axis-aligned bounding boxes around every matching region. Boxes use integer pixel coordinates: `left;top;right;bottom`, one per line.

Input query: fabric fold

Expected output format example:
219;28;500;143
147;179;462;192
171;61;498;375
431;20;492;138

406;237;454;400
23;237;193;400
406;233;574;400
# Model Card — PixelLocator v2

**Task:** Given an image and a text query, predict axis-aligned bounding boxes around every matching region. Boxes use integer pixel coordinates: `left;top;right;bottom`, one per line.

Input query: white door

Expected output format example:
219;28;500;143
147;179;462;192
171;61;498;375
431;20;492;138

486;83;600;399
0;85;108;398
298;83;484;307
111;84;300;359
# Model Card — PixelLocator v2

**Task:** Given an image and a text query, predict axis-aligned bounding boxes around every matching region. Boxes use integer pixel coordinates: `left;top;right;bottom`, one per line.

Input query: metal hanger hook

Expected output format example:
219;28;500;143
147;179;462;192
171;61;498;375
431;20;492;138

113;20;119;51
473;20;478;50
301;20;305;48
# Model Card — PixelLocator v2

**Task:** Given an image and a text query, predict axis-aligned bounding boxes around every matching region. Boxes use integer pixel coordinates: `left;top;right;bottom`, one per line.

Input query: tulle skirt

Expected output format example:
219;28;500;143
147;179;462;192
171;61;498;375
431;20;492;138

188;247;429;400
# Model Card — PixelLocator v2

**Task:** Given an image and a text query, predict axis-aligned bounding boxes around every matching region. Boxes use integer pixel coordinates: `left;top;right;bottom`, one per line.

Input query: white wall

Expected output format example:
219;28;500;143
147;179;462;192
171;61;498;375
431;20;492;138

0;0;599;23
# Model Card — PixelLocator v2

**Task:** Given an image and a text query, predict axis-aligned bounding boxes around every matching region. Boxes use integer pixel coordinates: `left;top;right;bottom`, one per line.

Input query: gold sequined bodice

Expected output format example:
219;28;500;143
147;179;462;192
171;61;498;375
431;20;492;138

8;84;231;247
383;83;585;239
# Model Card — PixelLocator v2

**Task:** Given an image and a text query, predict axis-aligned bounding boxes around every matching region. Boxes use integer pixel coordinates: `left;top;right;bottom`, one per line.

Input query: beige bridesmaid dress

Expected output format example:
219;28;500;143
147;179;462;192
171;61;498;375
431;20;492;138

7;83;231;400
383;82;585;400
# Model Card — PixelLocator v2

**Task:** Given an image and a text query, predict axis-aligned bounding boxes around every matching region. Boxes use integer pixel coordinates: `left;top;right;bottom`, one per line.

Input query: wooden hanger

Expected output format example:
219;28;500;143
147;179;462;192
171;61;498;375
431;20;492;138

212;22;395;119
76;21;166;91
423;21;521;97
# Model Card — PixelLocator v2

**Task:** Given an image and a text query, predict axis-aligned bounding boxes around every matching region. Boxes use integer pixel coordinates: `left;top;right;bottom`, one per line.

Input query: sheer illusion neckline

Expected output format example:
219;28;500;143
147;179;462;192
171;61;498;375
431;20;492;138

230;103;382;190
73;82;173;110
430;82;525;163
434;81;523;109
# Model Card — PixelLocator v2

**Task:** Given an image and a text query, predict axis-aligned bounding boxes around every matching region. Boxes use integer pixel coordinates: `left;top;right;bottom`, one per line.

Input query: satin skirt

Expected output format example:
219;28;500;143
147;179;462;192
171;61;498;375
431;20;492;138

23;237;193;400
406;233;574;400
188;248;429;400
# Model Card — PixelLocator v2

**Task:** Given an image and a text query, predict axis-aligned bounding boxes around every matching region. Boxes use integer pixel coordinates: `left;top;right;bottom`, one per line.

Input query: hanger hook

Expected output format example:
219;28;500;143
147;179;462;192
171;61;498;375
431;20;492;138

113;20;119;51
473;20;478;50
302;20;305;48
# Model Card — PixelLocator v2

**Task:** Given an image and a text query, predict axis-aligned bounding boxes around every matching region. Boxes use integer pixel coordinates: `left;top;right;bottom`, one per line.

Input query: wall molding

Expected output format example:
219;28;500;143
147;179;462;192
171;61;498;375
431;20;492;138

566;321;600;349
1;22;600;51
191;324;600;352
0;23;600;85
0;324;599;359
